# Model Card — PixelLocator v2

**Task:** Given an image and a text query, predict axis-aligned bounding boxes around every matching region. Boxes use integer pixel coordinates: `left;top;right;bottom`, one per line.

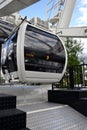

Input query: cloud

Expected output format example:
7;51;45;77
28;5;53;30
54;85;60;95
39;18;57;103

80;0;87;5
79;38;87;56
78;8;87;25
74;0;87;55
77;0;87;25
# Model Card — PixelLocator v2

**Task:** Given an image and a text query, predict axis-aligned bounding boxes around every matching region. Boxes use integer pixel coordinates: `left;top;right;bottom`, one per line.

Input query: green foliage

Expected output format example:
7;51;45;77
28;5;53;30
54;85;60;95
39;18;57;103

58;38;84;89
65;38;83;67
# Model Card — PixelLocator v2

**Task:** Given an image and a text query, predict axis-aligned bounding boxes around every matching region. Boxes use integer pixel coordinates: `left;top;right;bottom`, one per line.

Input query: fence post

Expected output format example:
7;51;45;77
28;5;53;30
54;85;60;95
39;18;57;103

69;66;74;89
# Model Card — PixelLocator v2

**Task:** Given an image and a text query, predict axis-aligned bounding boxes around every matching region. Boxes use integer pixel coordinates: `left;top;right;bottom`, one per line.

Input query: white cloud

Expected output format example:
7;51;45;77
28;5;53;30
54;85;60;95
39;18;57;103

77;0;87;25
77;1;87;55
78;7;87;24
79;38;87;56
80;0;87;5
70;0;87;55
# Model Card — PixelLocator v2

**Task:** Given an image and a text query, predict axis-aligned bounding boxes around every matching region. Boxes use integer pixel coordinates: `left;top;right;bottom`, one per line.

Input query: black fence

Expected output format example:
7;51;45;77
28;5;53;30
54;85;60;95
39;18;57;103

57;64;87;89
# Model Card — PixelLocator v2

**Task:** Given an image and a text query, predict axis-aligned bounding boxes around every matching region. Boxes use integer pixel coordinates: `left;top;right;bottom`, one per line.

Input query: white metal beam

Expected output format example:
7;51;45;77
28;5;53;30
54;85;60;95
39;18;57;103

0;0;40;17
58;0;76;28
57;27;87;38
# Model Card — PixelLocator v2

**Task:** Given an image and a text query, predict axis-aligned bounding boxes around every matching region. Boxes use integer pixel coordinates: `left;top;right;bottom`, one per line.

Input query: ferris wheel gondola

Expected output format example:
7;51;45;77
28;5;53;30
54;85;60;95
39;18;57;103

1;20;67;84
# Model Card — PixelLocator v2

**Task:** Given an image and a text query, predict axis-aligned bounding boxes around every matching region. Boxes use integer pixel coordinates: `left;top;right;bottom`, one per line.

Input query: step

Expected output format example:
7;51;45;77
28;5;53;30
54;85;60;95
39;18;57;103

0;109;26;130
26;102;87;130
0;93;16;110
70;98;87;117
48;89;87;104
48;90;87;117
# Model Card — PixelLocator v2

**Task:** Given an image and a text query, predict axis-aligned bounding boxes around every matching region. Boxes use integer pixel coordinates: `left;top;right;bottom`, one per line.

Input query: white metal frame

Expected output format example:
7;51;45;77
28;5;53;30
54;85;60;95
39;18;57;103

0;0;40;17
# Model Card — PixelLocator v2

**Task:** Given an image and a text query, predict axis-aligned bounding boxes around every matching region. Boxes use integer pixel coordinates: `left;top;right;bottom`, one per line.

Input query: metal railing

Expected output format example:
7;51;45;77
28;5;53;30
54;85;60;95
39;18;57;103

57;64;87;89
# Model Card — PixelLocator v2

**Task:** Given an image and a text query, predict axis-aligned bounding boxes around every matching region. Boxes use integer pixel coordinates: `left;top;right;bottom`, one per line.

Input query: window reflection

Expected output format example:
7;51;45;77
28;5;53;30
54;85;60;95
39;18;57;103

24;25;65;73
1;32;17;74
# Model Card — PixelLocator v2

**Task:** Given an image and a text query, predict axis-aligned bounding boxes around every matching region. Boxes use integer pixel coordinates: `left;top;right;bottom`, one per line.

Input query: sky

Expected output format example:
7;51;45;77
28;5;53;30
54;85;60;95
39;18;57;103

20;0;87;26
70;0;87;26
20;0;87;55
20;0;47;20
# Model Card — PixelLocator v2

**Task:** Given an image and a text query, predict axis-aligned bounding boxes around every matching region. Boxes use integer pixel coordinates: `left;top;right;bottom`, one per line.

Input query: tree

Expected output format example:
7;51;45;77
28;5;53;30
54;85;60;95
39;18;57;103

65;37;83;67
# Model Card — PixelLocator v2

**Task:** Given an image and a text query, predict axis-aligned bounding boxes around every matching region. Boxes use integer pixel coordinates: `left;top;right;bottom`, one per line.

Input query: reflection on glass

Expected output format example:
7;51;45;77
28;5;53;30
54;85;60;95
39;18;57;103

24;25;65;73
1;32;17;74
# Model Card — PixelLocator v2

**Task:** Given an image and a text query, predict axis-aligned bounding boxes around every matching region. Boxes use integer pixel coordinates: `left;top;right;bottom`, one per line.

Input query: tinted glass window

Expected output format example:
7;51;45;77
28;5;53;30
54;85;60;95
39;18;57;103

24;25;65;73
1;32;17;74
